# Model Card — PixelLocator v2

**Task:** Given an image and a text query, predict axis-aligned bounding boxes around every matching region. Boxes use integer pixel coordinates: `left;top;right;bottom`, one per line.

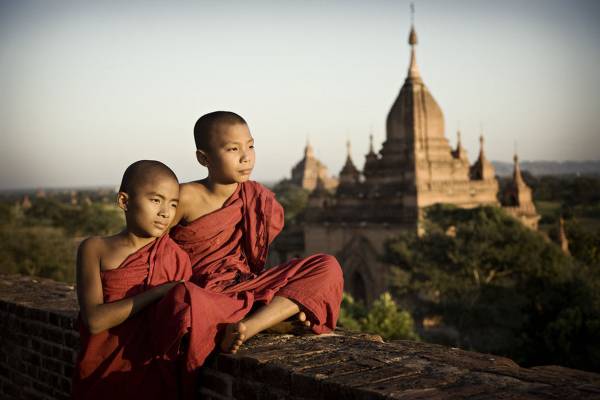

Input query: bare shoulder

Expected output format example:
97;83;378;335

78;236;105;257
76;236;106;285
78;234;120;264
180;181;207;200
172;181;206;226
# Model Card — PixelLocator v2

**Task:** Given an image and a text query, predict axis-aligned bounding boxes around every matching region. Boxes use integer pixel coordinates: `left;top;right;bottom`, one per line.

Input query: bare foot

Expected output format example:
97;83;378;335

220;322;247;354
266;311;312;334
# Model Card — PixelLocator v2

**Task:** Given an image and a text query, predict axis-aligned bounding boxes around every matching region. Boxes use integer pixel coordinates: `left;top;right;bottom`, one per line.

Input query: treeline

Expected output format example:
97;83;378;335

502;174;600;267
0;198;123;283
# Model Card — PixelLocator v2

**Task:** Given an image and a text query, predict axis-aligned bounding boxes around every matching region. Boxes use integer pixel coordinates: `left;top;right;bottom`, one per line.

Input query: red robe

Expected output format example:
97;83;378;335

73;234;242;400
170;180;344;344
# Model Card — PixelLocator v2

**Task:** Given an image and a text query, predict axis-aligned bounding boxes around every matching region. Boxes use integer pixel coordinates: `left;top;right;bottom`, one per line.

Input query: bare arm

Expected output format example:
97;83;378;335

76;238;182;334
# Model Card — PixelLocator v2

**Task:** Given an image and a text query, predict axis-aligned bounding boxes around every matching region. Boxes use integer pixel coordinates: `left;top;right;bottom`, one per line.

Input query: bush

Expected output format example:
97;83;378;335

338;292;419;341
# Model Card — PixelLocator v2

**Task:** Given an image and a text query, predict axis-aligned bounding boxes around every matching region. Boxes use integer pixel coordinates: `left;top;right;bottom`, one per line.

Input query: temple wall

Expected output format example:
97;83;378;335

1;274;599;400
303;224;407;303
416;179;499;208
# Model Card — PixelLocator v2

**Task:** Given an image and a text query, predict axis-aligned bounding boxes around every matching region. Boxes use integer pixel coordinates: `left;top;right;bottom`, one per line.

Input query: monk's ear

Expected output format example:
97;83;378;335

196;149;209;167
117;192;129;212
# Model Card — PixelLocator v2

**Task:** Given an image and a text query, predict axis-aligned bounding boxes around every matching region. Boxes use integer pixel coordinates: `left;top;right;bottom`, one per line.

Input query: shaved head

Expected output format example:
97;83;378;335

119;160;178;195
194;111;247;152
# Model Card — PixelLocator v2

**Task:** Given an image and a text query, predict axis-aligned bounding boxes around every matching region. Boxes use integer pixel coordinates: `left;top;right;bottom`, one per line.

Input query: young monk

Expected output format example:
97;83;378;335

171;111;344;354
73;160;194;399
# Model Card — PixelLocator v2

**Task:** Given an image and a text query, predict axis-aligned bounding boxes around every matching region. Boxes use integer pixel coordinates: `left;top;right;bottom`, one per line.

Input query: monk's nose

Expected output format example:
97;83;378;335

158;205;170;218
240;151;251;163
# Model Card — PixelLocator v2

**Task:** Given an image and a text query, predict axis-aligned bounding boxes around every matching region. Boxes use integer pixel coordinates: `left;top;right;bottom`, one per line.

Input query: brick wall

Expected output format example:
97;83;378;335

0;276;78;400
1;274;600;400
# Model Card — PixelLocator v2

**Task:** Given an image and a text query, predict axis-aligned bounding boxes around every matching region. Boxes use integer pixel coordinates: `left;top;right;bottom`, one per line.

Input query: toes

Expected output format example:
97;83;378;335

298;312;307;322
304;320;311;327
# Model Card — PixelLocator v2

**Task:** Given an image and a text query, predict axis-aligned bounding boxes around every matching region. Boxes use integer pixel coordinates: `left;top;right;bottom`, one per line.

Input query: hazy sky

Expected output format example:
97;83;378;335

1;0;599;190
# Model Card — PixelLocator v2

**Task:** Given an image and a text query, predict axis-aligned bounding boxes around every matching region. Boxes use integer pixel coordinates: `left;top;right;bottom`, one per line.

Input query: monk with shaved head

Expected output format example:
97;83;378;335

73;160;194;399
171;111;344;357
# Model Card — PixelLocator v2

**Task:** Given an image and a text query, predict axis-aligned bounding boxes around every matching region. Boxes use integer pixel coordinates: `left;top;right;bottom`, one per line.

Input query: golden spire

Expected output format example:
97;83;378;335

346;139;352;159
453;130;465;159
479;134;486;159
407;3;420;79
513;152;525;184
305;136;314;158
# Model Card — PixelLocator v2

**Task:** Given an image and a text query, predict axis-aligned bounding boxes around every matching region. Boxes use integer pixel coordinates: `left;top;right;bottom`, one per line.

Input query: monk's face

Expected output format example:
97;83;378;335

121;175;180;238
199;123;255;184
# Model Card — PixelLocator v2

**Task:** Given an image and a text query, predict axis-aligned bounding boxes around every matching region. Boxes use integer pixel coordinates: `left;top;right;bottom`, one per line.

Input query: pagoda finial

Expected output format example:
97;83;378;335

407;4;420;79
479;134;486;158
346;139;352;159
513;151;525;184
409;3;417;44
453;129;467;160
369;133;374;153
304;135;314;158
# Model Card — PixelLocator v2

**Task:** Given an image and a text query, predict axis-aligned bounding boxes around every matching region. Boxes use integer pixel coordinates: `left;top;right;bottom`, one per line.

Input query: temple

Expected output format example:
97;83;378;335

279;23;539;303
289;139;338;191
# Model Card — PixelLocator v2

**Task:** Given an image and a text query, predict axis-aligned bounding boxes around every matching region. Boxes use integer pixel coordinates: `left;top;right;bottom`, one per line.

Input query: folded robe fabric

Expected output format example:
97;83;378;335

74;181;344;400
72;234;216;400
170;180;344;360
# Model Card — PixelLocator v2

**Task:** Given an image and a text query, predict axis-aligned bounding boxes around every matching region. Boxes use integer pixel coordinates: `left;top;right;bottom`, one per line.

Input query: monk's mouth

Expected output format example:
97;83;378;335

153;222;168;230
239;169;253;175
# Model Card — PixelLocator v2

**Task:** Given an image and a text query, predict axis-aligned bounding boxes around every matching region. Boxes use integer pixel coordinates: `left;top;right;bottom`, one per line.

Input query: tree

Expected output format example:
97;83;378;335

361;293;420;341
384;205;600;371
271;180;310;224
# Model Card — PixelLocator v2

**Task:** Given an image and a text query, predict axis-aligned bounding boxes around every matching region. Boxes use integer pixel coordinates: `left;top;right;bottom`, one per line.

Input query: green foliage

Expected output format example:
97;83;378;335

338;292;365;331
385;205;600;371
65;203;124;236
0;197;124;283
25;199;123;236
338;292;420;341
528;175;600;206
362;293;420;341
0;225;77;282
565;220;600;267
272;180;310;224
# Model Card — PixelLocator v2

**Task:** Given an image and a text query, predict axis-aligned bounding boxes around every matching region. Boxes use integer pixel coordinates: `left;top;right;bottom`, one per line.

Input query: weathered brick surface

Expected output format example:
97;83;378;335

1;274;600;400
0;275;78;400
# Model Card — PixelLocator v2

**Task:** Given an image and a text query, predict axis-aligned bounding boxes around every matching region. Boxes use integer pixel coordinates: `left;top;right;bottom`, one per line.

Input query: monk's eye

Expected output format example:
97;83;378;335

249;145;255;149
170;203;178;209
151;198;160;204
227;147;238;152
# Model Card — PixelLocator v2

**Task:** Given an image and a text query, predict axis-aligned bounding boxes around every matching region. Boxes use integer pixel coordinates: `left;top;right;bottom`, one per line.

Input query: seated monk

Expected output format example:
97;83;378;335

73;160;233;399
171;111;344;354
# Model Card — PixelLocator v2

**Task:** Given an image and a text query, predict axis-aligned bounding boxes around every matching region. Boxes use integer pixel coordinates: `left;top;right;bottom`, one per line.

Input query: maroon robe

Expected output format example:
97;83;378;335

72;234;244;400
170;180;344;337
